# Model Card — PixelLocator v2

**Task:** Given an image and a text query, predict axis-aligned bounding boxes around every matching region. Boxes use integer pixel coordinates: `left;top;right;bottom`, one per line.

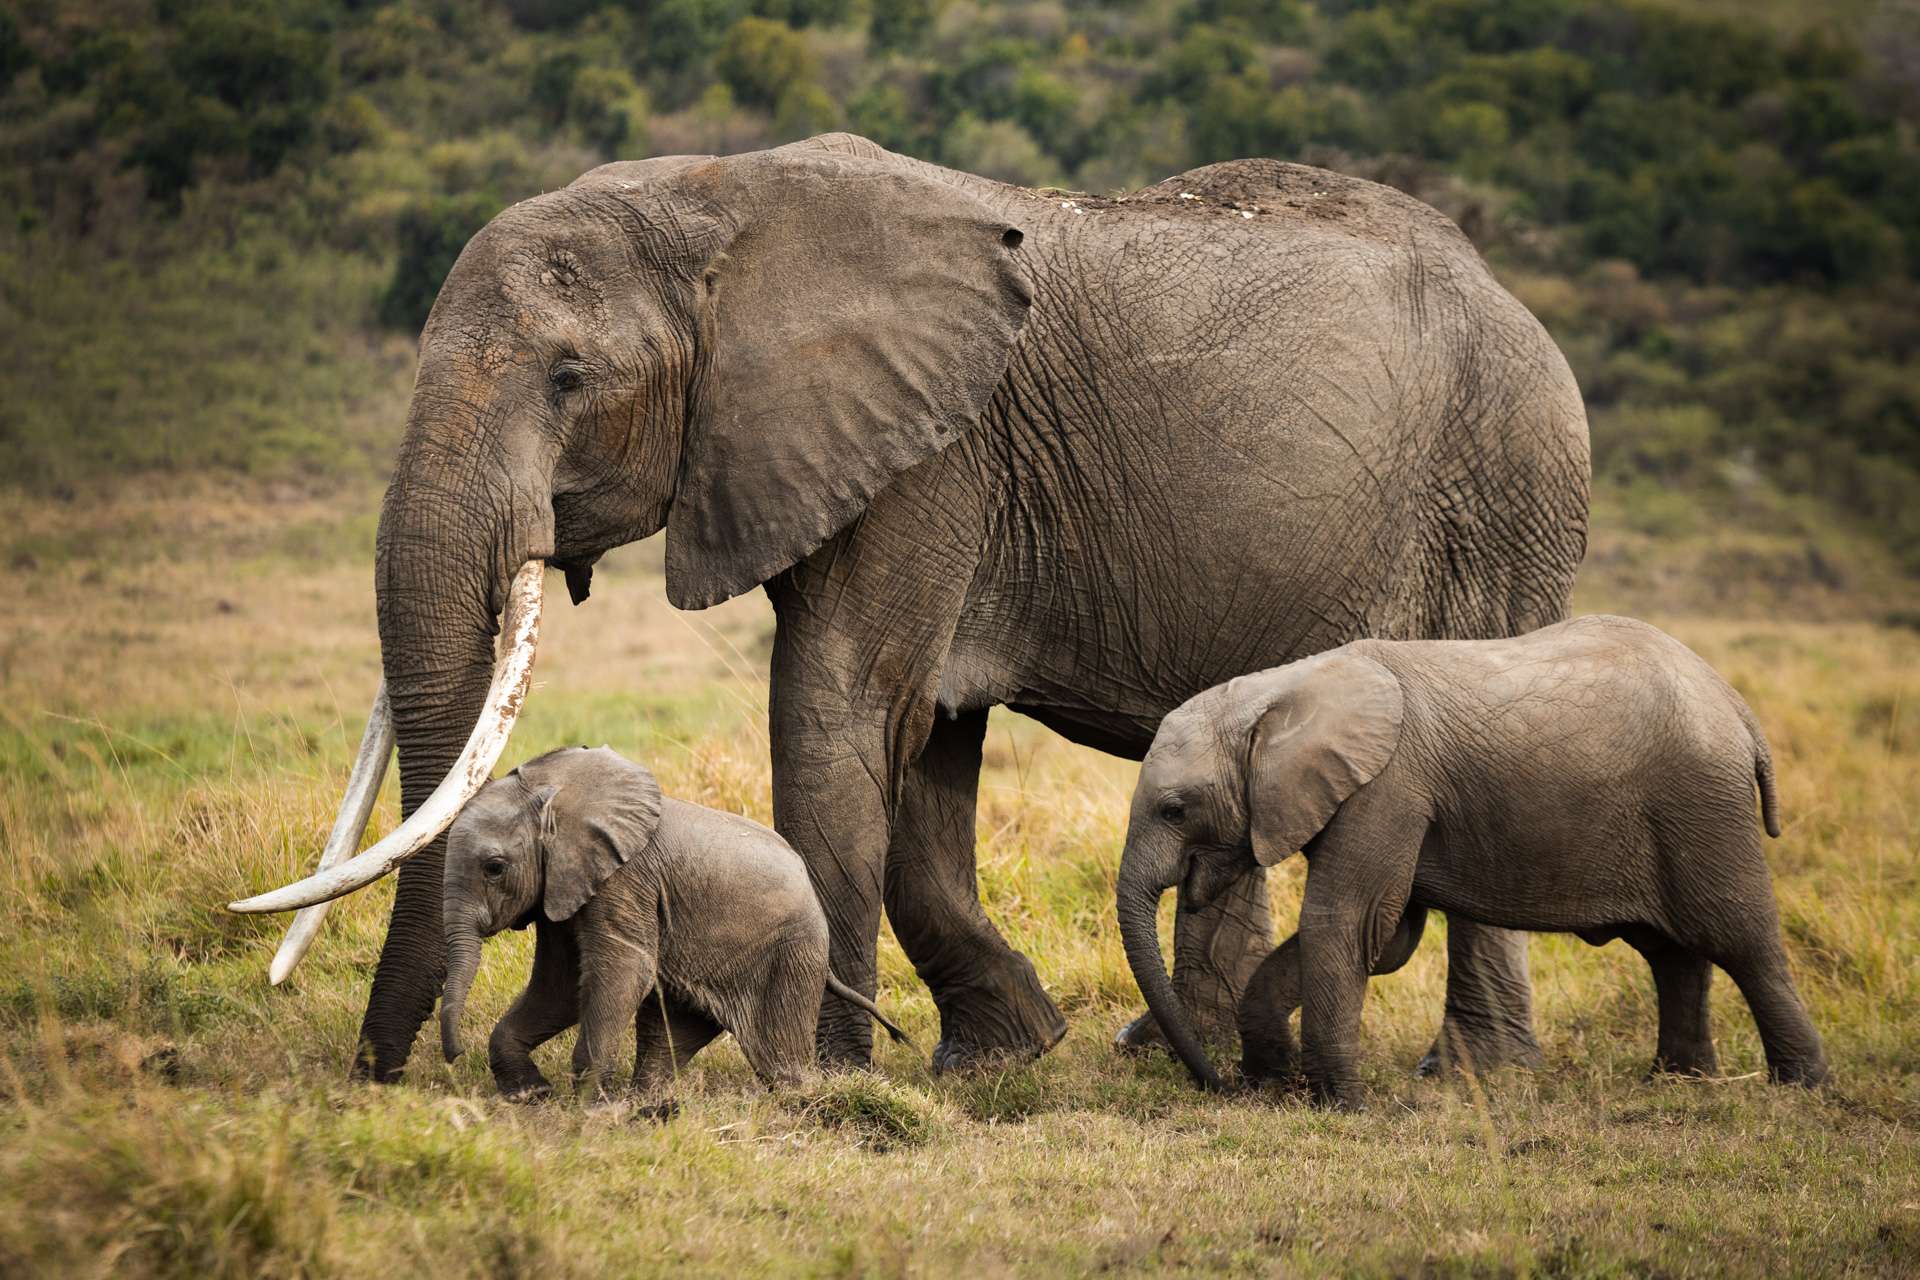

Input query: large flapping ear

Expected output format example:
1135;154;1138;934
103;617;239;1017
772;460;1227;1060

1246;653;1405;866
662;147;1033;609
518;747;664;922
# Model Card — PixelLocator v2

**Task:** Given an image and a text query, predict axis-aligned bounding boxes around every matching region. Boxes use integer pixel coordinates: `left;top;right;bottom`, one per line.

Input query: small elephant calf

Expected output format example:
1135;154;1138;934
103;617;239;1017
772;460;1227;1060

440;746;907;1102
1117;615;1828;1109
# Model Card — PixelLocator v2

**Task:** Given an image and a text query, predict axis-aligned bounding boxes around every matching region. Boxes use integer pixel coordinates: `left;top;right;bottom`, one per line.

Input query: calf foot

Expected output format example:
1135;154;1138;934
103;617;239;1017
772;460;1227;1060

1308;1075;1367;1112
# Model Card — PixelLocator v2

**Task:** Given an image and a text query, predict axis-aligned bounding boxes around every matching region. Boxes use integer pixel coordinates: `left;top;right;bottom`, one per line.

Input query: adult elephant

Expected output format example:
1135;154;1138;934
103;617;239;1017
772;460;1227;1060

234;133;1589;1082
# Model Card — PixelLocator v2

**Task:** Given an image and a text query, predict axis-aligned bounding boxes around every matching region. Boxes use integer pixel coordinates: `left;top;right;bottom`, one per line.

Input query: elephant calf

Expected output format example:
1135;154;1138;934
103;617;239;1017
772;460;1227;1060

1117;615;1828;1109
439;747;907;1102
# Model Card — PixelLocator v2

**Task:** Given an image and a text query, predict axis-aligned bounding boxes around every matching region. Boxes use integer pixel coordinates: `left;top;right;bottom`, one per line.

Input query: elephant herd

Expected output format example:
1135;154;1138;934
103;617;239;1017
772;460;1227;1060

230;133;1825;1109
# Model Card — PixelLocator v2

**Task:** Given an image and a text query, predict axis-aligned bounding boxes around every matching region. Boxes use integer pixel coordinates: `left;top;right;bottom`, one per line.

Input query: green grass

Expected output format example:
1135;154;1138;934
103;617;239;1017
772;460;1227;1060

1;492;1917;1275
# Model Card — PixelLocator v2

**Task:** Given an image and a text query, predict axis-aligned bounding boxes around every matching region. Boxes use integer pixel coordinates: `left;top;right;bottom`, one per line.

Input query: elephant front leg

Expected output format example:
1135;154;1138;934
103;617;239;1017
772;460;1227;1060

572;940;653;1103
1242;906;1427;1089
771;726;893;1069
885;709;1066;1072
1417;918;1543;1077
1115;866;1273;1055
487;921;580;1102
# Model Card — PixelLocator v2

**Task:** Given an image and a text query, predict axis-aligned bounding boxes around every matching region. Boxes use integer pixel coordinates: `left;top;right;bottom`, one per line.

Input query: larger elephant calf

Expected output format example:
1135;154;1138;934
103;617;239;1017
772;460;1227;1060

233;133;1588;1085
1118;616;1828;1109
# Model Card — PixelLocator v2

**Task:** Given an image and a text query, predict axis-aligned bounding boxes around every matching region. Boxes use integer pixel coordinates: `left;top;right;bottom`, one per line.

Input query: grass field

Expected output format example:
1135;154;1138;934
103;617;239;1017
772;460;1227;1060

1;483;1917;1277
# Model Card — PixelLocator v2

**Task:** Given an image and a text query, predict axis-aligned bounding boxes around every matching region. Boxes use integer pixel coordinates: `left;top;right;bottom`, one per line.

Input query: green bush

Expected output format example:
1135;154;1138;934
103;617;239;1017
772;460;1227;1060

715;16;816;111
378;195;504;333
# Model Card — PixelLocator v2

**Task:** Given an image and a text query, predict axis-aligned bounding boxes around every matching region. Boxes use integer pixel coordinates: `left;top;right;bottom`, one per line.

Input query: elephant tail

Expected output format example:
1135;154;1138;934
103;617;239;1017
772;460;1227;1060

825;974;914;1047
1737;698;1782;839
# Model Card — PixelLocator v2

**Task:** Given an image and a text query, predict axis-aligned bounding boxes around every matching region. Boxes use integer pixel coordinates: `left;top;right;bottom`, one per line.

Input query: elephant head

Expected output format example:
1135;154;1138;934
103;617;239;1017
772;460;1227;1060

228;137;1032;1077
1115;652;1405;1089
439;747;663;1063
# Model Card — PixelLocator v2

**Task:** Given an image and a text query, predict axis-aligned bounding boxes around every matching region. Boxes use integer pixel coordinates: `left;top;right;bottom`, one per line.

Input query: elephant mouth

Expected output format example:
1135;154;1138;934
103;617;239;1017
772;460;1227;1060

227;561;547;963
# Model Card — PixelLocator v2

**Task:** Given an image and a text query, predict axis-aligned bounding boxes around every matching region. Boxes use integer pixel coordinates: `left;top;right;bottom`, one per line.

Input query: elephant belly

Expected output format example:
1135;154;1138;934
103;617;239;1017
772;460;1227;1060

1412;825;1663;936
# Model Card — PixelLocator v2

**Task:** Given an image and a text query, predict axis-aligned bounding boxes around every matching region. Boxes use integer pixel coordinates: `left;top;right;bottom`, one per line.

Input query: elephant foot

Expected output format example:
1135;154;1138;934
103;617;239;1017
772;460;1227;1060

1239;1039;1301;1089
348;1040;410;1084
1113;1000;1242;1059
1112;1010;1165;1055
498;1078;553;1104
1648;1048;1717;1081
1767;1056;1830;1088
816;1004;881;1071
1414;1014;1544;1078
928;967;1067;1074
1313;1089;1367;1114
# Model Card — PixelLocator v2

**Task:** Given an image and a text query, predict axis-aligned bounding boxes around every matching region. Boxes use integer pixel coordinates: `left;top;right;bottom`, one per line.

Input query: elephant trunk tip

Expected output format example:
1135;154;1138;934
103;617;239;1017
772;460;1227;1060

441;1009;465;1063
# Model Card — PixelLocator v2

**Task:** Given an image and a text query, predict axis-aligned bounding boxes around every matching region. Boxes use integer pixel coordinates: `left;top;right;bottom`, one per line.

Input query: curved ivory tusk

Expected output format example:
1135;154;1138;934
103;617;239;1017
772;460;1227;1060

230;561;545;915
267;682;395;984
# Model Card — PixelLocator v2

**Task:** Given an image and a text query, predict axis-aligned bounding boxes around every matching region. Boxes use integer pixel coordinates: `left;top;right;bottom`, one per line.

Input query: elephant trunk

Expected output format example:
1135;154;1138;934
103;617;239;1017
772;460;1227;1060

356;435;553;1080
440;915;484;1063
229;380;557;1080
1117;828;1223;1091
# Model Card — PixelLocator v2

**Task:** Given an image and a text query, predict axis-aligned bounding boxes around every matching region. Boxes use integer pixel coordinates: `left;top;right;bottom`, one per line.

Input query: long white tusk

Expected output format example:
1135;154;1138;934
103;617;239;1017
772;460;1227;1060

230;561;545;915
267;682;395;984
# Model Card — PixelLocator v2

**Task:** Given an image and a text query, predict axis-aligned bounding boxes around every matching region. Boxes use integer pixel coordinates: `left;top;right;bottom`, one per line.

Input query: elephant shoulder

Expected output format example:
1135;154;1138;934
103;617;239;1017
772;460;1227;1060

775;133;1015;201
1138;159;1474;253
569;155;715;190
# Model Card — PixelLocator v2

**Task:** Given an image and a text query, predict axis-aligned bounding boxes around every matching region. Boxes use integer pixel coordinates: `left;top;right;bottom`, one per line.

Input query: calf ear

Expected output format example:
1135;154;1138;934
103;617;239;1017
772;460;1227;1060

522;747;664;922
1246;654;1404;867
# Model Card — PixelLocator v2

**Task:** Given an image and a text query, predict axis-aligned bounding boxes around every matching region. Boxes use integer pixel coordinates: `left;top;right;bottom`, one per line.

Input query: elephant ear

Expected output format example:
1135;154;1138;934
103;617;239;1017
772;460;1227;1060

1246;654;1405;866
521;747;664;922
663;148;1033;609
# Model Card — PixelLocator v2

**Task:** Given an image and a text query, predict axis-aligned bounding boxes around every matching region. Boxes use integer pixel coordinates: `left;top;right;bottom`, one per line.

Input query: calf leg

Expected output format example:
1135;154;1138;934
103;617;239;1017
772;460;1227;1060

631;992;723;1100
1243;906;1427;1088
1716;932;1828;1086
572;939;654;1103
1622;929;1717;1077
487;921;580;1102
737;947;835;1090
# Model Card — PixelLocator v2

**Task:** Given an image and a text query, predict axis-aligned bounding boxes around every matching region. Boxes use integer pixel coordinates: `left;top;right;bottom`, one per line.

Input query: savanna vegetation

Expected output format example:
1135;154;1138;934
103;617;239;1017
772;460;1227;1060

1;0;1917;1275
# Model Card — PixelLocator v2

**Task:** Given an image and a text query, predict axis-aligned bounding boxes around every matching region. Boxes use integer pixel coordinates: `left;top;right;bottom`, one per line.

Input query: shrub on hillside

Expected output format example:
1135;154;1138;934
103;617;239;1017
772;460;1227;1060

378;195;503;333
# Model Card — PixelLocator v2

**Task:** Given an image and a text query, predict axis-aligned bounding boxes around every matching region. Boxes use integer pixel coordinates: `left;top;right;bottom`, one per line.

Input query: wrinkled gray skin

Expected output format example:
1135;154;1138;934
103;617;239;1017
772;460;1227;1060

1118;615;1829;1109
440;747;906;1101
355;131;1590;1081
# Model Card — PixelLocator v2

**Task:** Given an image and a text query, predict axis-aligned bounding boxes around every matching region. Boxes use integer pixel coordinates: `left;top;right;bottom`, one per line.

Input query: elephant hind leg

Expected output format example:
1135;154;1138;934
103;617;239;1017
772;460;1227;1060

1418;918;1543;1078
885;709;1066;1073
737;946;834;1089
1622;928;1716;1078
1710;930;1828;1087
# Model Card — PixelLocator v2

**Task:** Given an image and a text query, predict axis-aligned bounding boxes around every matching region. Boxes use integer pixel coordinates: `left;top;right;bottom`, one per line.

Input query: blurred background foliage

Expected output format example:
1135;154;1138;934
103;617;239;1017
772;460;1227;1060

3;0;1919;588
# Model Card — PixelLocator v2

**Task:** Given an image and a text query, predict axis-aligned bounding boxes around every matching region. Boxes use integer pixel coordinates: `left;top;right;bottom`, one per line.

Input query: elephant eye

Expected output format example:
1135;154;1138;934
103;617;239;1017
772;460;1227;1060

483;857;507;879
1160;799;1187;824
549;360;587;394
